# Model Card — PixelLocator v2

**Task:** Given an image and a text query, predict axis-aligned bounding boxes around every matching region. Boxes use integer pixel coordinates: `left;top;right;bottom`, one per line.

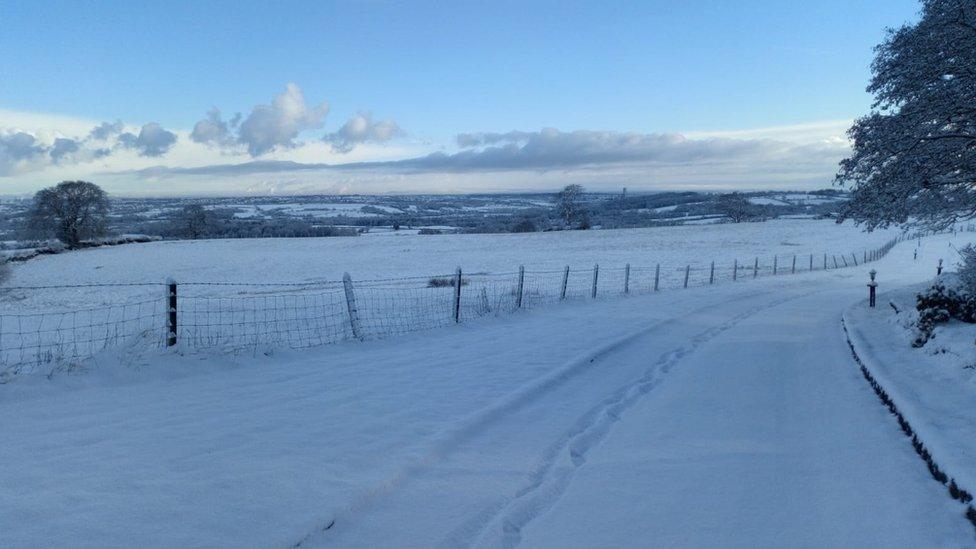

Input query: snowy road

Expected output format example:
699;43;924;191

3;234;974;547
315;280;969;548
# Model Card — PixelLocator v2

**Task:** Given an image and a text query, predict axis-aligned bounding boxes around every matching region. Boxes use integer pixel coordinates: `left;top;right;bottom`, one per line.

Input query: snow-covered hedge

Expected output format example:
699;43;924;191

913;274;976;347
1;234;160;263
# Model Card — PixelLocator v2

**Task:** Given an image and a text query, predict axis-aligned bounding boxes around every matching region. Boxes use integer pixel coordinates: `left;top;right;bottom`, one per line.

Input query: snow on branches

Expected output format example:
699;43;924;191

837;0;976;230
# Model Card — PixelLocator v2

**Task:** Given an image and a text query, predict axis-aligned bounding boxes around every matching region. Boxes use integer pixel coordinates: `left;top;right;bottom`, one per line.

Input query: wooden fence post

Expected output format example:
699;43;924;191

792;255;796;274
683;265;690;288
852;253;858;266
453;267;463;322
654;263;660;291
809;254;813;271
166;278;178;347
624;263;631;294
841;255;848;267
516;265;525;308
342;273;364;339
773;256;778;275
709;261;715;284
824;253;828;270
833;256;839;269
733;259;738;281
591;264;599;298
753;258;759;278
560;265;570;300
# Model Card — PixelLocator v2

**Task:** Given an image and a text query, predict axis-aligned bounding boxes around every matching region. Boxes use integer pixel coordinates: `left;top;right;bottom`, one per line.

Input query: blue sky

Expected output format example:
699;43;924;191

0;0;921;195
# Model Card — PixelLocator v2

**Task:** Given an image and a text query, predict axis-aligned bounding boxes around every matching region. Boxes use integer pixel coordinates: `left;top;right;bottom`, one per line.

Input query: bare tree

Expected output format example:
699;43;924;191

173;204;218;239
715;193;756;223
555;184;587;228
837;0;976;230
27;181;109;249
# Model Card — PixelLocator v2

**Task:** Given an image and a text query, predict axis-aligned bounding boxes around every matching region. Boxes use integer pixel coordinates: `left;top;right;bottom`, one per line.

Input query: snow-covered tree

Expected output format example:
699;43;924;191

27;181;109;248
173;204;218;239
555;184;587;228
715;192;757;223
957;243;976;291
837;0;976;230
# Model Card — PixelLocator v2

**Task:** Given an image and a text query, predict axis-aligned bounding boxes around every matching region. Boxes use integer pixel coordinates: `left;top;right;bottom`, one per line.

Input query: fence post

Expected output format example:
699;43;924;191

591;264;599;298
342;273;364;339
516;265;525;309
773;256;778;275
833;256;839;269
753;258;758;278
791;255;796;274
560;265;570;300
709;261;715;284
841;255;848;268
624;263;631;294
733;259;738;281
683;265;690;288
863;250;867;264
453;267;463;321
654;263;660;291
166;278;178;347
824;253;828;270
937;259;943;276
809;254;813;271
851;253;858;266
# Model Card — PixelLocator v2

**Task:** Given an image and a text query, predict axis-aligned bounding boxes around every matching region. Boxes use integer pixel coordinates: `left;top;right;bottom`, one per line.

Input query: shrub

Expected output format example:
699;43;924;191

913;278;976;347
957;244;976;293
419;228;443;235
428;276;469;288
0;257;9;285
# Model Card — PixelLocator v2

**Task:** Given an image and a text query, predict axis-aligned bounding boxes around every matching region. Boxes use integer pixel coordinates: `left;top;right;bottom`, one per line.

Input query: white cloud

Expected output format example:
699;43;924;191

325;111;402;153
236;83;329;156
191;108;240;148
0;104;854;196
118;122;178;157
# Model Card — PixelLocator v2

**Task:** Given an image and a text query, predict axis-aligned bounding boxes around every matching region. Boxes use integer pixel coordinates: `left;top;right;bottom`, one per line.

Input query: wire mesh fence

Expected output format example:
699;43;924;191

0;227;962;379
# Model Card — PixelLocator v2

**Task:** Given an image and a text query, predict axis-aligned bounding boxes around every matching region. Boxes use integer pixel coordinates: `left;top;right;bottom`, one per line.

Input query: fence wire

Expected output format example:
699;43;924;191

0;228;958;379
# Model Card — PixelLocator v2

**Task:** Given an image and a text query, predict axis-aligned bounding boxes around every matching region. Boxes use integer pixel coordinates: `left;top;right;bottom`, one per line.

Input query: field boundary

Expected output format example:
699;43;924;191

0;227;965;379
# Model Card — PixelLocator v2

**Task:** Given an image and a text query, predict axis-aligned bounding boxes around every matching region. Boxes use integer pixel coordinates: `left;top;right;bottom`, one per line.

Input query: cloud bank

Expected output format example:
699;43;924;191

0;118;179;175
129;127;849;189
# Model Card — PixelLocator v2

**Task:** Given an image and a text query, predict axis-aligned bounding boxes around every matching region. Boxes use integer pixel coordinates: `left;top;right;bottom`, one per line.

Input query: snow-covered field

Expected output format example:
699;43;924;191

2;219;899;311
0;220;904;373
2;230;975;548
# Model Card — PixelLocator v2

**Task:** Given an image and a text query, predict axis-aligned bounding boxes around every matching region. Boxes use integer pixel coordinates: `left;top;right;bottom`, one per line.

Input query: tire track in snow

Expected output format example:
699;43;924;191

293;284;817;547
462;290;816;549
